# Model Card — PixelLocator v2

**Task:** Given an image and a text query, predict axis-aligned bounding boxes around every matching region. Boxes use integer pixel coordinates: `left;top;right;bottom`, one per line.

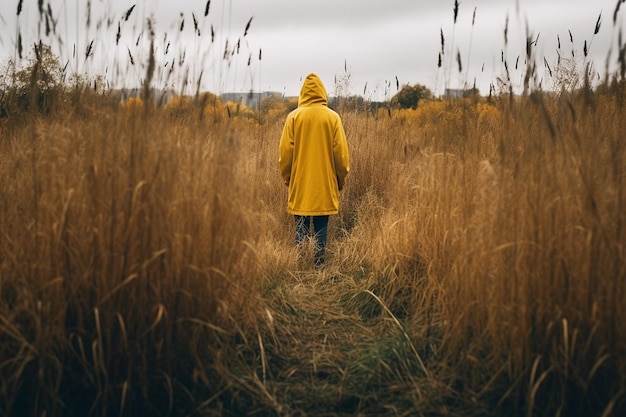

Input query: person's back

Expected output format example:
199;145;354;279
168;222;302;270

279;73;350;267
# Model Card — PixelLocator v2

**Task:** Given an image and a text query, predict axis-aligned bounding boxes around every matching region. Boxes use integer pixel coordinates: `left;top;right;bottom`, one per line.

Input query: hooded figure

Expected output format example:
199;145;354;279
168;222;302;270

279;73;350;267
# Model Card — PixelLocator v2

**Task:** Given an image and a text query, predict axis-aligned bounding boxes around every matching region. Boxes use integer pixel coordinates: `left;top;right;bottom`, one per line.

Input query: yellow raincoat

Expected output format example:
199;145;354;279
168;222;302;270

279;73;350;216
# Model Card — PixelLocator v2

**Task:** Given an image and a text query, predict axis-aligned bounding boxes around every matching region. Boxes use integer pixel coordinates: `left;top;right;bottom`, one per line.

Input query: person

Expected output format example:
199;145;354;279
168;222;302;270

279;73;350;268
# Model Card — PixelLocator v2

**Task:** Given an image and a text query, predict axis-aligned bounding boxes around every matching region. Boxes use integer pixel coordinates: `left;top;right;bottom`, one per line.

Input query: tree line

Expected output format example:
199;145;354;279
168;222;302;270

1;43;443;120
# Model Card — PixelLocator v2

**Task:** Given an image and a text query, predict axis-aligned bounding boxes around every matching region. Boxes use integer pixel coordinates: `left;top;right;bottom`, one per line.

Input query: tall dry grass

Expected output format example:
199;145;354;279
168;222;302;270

0;96;280;415
2;72;626;417
3;80;625;417
427;5;626;411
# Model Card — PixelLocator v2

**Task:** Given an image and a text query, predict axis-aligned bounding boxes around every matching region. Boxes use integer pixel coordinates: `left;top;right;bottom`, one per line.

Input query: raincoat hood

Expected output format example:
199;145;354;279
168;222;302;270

298;73;328;107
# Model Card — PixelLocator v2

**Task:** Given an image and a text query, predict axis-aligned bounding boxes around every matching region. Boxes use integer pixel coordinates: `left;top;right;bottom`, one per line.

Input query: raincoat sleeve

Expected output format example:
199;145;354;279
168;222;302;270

279;116;294;185
333;120;350;190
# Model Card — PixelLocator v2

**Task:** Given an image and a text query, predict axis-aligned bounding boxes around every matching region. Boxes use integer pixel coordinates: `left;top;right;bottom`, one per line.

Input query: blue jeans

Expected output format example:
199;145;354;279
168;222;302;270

295;215;329;266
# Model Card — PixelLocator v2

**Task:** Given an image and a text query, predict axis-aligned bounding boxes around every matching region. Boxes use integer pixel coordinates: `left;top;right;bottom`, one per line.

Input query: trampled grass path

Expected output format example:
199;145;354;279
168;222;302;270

255;268;465;417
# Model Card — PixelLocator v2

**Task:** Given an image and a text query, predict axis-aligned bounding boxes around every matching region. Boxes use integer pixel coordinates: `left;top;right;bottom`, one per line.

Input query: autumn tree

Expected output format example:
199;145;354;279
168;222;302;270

391;83;433;109
1;42;66;115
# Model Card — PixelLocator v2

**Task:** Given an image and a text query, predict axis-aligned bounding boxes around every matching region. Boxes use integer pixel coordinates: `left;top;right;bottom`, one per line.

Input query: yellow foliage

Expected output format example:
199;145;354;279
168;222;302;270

161;94;227;123
120;96;144;115
413;99;448;122
389;99;501;133
203;99;227;123
164;95;193;110
476;102;501;131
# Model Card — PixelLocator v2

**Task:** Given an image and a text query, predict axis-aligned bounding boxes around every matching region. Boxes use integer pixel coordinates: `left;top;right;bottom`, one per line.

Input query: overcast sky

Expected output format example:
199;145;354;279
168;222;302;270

1;0;624;99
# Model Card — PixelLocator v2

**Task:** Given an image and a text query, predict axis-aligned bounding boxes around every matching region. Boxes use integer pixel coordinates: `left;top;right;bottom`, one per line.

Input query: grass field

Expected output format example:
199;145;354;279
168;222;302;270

1;2;626;416
2;75;625;416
